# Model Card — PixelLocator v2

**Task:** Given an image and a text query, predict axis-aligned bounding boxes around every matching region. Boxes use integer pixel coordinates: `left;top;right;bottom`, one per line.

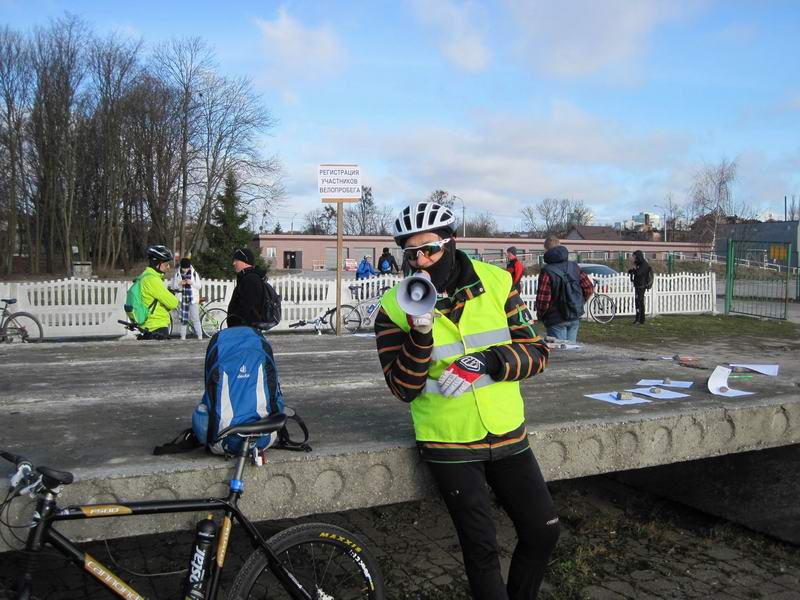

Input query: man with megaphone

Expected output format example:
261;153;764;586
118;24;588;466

374;201;558;600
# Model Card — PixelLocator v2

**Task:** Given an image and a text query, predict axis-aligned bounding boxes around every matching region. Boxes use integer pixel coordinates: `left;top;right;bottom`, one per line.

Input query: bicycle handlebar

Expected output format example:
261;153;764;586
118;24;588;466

0;449;26;467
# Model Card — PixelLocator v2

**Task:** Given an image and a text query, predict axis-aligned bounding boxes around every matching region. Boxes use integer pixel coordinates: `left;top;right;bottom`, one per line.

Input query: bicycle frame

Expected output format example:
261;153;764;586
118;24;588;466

16;450;311;600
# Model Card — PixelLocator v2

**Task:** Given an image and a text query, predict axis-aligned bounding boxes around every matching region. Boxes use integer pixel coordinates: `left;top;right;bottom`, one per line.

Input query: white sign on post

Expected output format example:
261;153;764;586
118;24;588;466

318;164;361;201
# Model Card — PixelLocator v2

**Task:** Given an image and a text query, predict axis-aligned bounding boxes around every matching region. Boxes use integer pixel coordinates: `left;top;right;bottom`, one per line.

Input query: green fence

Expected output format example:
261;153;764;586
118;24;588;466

724;240;795;320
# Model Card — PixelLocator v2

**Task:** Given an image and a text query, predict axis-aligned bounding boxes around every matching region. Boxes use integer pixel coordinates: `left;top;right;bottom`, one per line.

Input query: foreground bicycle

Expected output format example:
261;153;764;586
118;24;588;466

0;298;43;343
1;414;385;599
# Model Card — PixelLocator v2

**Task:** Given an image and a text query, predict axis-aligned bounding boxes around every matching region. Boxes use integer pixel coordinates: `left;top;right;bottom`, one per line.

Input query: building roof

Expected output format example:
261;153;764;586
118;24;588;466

564;225;622;241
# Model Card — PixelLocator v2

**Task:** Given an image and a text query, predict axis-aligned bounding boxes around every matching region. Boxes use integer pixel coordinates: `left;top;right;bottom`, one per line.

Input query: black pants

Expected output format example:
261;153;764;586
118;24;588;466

634;287;646;322
427;449;560;600
139;327;169;340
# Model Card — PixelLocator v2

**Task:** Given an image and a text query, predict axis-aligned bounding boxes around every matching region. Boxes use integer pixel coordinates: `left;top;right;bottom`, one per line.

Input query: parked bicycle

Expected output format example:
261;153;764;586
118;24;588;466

586;281;616;324
167;294;228;339
339;285;392;333
287;307;338;335
1;414;385;599
0;299;43;343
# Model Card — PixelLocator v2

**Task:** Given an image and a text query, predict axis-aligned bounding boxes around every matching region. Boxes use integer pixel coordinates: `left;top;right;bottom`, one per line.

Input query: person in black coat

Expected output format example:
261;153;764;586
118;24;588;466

628;250;653;324
227;247;266;327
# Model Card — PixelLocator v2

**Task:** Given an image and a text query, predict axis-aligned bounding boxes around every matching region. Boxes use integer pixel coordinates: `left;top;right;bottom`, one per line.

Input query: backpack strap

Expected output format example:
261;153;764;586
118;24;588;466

273;410;312;452
153;428;201;455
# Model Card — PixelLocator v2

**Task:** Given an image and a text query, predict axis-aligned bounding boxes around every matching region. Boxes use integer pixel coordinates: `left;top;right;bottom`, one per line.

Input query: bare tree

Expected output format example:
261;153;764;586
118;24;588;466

464;212;497;238
690;158;738;252
0;26;33;274
788;196;799;221
520;206;538;234
427;189;454;208
344;186;376;235
153;37;212;256
28;14;88;273
187;72;277;254
84;34;141;270
303;204;336;235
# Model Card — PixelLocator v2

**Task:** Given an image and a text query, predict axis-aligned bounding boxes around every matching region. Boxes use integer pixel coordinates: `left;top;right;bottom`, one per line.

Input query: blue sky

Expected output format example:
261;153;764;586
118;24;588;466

4;0;800;231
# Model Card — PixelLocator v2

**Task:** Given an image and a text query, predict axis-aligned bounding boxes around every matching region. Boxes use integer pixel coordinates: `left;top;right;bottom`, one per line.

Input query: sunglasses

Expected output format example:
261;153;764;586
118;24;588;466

403;238;450;261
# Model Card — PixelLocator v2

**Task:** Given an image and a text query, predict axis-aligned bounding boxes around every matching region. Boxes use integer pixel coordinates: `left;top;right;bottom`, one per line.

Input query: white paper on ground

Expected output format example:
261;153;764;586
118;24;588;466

584;392;651;405
353;333;376;338
729;363;779;376
626;387;690;399
707;366;755;397
636;379;693;388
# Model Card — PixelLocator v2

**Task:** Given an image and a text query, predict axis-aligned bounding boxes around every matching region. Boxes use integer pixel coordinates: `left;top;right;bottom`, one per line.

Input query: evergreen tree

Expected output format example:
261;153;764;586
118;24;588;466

196;172;259;279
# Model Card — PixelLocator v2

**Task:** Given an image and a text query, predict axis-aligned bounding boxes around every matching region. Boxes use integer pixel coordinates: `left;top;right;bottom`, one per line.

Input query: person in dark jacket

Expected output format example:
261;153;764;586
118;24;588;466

506;246;524;292
535;239;594;341
227;247;266;327
377;247;400;274
628;250;653;324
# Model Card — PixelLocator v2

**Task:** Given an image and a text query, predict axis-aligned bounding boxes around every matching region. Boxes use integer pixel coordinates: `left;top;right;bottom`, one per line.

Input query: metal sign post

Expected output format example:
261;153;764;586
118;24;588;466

319;164;361;335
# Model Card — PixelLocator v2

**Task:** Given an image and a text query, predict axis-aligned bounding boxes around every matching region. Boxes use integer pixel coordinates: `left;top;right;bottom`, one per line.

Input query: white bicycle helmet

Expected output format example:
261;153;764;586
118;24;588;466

393;202;457;244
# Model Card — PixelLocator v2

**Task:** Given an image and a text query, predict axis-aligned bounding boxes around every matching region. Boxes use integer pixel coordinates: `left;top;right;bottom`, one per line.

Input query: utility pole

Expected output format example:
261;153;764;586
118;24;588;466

452;195;466;237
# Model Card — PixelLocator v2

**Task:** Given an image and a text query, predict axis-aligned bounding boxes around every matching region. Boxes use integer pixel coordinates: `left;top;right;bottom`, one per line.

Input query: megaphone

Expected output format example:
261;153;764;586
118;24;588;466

397;271;438;316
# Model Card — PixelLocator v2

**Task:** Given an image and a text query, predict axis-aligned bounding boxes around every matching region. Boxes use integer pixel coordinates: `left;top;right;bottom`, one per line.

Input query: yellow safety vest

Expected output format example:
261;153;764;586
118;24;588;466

380;260;524;442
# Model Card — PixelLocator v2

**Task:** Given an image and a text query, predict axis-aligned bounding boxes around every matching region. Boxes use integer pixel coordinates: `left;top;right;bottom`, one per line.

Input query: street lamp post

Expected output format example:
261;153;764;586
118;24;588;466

452;195;466;238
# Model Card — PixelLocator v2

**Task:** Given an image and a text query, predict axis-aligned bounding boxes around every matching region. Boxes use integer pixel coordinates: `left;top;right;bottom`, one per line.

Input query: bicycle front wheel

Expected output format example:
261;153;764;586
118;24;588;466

2;312;43;342
201;307;227;337
589;294;616;324
229;522;385;600
328;305;361;334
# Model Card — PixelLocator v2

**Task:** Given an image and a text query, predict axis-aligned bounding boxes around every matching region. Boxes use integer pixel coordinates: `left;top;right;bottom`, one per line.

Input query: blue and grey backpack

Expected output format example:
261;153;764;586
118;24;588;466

192;327;283;455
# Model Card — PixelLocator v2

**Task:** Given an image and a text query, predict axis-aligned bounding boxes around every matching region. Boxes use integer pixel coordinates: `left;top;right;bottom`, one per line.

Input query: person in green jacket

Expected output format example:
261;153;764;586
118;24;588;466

139;245;179;339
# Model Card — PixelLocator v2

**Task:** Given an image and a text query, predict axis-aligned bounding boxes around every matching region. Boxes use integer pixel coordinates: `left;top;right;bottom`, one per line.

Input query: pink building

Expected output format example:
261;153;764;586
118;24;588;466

254;233;710;272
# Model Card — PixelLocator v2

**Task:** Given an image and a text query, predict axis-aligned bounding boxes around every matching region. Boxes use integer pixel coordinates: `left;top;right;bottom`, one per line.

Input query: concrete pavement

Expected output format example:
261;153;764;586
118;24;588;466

1;332;799;550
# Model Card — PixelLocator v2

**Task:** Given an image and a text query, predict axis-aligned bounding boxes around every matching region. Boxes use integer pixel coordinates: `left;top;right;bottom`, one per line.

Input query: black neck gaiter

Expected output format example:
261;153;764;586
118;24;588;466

420;242;460;295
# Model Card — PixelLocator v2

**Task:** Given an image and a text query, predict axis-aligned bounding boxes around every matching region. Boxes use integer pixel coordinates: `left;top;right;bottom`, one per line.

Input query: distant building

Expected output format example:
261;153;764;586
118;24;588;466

254;232;709;272
714;220;799;268
564;225;622;241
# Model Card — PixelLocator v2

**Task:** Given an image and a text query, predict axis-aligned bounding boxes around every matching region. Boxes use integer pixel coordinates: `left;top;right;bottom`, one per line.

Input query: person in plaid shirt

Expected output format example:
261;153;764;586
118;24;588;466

535;236;593;341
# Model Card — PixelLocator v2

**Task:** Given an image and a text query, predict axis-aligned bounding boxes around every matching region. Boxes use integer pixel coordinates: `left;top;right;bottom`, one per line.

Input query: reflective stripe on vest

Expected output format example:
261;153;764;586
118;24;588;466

431;327;512;361
380;259;525;442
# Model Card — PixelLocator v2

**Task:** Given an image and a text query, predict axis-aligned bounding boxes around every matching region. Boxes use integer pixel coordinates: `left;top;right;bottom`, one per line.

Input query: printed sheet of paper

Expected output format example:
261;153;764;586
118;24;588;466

729;363;779;376
626;387;690;399
637;379;693;388
584;392;651;405
707;366;755;397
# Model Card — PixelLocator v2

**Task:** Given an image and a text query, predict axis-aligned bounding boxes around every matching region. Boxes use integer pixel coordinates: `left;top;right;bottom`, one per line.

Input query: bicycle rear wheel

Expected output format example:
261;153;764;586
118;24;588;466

327;304;361;334
228;522;385;600
589;294;616;324
201;307;227;337
2;312;43;343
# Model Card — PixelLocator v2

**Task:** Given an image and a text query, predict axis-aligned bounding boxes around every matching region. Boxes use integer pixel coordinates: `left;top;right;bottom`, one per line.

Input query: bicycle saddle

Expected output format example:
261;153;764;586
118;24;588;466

214;414;287;443
2;298;16;304
38;466;74;487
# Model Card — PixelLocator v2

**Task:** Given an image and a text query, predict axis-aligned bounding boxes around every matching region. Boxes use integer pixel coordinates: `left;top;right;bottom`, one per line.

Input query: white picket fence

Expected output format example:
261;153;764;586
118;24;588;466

0;271;716;339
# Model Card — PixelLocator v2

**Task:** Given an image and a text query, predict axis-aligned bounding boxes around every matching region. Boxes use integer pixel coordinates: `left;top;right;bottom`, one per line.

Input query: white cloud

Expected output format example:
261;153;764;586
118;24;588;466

253;9;346;84
504;0;702;81
275;100;697;229
409;0;490;72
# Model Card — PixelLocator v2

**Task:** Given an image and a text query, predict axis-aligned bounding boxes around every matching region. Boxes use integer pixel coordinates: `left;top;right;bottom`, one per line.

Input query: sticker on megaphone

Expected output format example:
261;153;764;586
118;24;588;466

397;271;438;316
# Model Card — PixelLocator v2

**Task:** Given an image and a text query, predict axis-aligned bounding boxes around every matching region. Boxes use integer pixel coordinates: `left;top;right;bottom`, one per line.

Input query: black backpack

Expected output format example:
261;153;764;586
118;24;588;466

544;262;585;321
260;274;282;330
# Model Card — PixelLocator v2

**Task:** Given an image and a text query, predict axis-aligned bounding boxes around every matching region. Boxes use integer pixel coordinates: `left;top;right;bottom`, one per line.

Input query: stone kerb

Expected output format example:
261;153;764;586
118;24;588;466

6;393;797;550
